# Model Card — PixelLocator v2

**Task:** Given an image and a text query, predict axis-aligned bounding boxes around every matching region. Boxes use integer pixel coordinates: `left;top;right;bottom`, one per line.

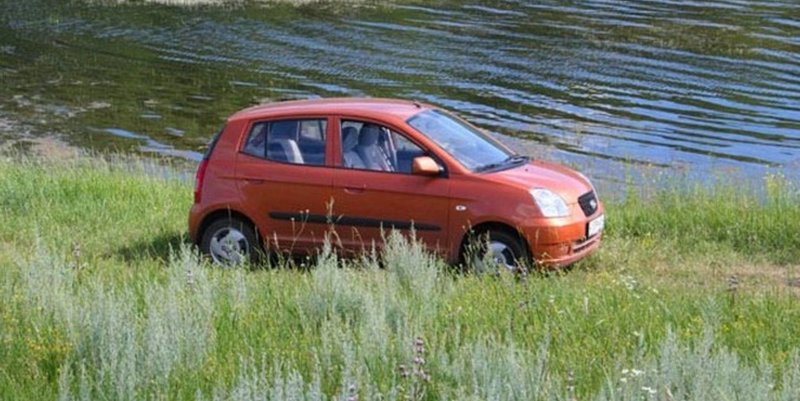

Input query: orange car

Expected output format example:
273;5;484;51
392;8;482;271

189;98;604;269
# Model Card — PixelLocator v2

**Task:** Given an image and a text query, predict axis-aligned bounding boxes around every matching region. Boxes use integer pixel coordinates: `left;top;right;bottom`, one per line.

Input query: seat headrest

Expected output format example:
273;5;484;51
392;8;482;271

342;126;359;151
270;120;297;140
358;124;381;146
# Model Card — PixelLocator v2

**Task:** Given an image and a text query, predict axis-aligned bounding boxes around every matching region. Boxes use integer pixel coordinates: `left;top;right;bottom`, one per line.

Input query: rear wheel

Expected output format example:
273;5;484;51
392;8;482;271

200;217;261;266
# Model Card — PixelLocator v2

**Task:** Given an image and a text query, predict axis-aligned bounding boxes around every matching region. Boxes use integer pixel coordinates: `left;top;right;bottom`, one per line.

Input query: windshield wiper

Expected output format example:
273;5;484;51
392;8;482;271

475;155;529;172
506;155;529;164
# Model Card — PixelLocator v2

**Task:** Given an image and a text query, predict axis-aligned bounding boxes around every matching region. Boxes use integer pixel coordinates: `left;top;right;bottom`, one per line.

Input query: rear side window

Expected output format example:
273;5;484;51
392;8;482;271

242;119;327;166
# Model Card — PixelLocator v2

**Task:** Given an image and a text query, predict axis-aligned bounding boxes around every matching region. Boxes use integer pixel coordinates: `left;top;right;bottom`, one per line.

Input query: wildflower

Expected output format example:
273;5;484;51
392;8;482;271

567;370;576;401
727;275;739;292
414;337;426;355
347;383;358;401
186;268;195;288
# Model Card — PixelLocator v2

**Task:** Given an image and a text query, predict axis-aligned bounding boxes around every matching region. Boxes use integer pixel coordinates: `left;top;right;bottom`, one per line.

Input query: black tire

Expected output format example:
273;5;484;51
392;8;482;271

462;229;530;274
200;217;262;266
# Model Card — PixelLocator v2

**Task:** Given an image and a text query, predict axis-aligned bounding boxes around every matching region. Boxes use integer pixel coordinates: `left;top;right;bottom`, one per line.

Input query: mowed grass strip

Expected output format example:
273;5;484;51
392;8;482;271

1;156;799;400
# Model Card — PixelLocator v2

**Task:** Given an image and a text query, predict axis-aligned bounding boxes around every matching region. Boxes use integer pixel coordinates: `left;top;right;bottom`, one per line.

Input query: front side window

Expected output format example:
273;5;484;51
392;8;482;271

242;119;327;166
340;120;425;174
407;110;513;172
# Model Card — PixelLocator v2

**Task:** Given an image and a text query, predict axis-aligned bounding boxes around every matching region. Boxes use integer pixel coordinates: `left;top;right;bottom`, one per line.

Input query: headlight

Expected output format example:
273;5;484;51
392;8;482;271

530;188;570;218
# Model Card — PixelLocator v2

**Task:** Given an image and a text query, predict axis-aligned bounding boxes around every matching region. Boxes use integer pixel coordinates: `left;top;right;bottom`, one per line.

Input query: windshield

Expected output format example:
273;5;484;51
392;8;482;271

407;109;516;172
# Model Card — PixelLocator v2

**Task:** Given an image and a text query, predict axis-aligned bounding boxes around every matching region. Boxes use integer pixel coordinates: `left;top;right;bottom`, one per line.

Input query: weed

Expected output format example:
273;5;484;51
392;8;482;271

1;156;799;399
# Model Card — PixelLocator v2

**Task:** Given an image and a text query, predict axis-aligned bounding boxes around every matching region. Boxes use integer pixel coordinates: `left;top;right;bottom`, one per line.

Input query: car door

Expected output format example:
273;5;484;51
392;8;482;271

332;118;451;256
235;116;334;255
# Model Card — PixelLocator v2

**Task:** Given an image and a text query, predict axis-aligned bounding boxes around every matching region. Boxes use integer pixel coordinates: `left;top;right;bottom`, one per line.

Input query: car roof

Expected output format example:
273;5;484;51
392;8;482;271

229;97;433;123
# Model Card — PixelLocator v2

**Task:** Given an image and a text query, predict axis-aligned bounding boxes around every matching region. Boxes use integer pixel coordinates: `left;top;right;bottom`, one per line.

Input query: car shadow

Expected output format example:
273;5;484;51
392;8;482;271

115;231;189;263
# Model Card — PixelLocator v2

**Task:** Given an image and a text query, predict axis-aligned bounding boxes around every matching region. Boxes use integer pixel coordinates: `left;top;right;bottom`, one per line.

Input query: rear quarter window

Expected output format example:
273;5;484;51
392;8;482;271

204;126;225;159
242;123;267;158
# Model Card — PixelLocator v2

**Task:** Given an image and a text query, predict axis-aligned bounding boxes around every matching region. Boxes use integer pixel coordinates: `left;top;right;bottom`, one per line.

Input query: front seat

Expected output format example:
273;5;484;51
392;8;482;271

267;121;304;164
342;126;366;169
356;124;393;171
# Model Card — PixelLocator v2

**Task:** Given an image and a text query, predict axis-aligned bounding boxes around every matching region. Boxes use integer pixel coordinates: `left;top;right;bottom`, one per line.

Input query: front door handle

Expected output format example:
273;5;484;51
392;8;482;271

244;178;265;185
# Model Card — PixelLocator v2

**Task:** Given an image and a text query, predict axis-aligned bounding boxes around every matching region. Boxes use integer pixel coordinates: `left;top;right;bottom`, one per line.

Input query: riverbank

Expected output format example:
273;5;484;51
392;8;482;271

1;155;799;400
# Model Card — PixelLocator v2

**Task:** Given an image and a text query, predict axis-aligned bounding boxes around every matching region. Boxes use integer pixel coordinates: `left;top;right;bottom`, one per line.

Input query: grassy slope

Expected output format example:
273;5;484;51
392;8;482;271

1;156;799;400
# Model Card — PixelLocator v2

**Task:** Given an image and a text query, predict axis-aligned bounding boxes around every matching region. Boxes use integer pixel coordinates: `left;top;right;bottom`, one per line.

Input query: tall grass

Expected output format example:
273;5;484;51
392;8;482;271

613;173;800;263
1;156;799;400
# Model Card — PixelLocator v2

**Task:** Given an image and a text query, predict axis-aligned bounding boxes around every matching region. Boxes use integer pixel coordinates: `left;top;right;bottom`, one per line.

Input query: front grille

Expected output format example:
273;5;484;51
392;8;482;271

578;191;598;217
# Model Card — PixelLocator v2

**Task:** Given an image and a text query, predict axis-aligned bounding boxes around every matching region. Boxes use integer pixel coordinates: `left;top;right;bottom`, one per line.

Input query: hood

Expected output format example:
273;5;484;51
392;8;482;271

485;160;594;204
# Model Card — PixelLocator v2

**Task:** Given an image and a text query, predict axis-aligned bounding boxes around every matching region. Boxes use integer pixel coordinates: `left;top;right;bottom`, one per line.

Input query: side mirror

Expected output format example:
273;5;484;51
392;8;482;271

412;156;442;176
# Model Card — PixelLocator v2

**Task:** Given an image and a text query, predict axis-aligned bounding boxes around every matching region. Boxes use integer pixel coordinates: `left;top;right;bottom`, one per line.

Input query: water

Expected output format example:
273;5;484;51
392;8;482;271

1;0;799;185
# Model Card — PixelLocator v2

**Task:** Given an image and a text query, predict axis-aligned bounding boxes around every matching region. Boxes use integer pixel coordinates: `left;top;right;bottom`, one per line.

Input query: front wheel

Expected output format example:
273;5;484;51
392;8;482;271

200;217;261;266
463;230;531;274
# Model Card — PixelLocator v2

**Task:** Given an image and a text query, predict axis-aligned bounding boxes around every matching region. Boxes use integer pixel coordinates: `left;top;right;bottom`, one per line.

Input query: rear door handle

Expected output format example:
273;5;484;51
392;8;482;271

344;185;366;194
244;178;265;185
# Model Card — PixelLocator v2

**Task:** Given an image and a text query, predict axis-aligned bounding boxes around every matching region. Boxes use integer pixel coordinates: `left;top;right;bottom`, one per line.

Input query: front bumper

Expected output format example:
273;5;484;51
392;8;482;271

519;205;605;268
534;232;602;268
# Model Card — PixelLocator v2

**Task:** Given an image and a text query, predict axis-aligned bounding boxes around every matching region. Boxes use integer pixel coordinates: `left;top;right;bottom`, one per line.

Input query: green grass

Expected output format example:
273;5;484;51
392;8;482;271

1;155;799;400
612;173;800;263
